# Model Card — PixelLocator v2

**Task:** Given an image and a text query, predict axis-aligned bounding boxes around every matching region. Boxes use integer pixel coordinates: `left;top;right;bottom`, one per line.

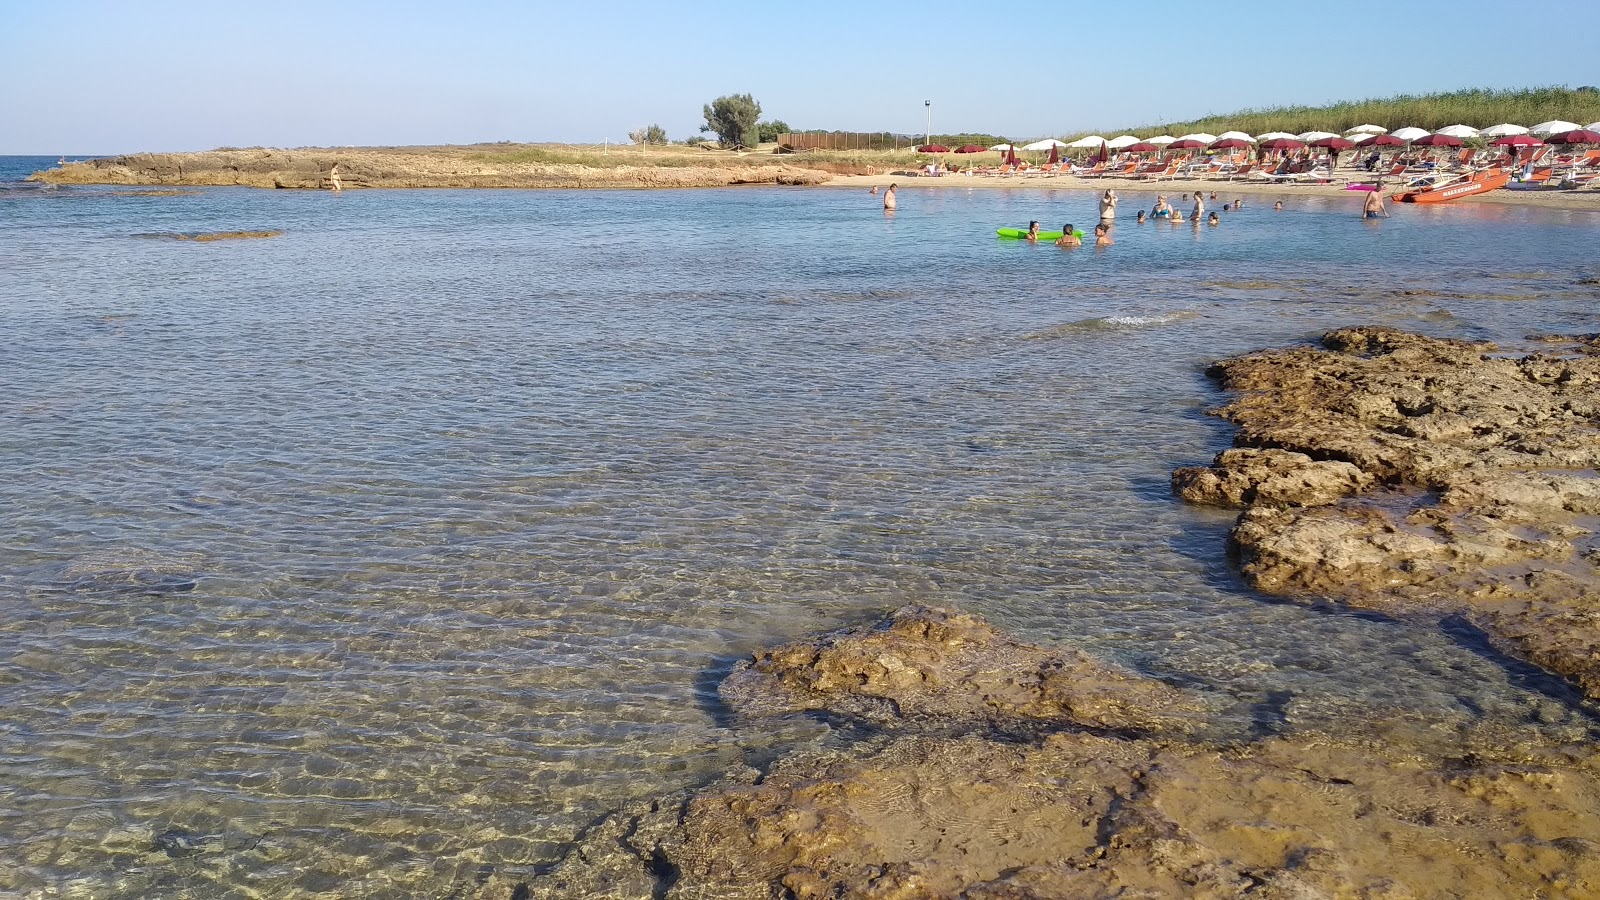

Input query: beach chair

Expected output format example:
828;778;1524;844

1070;162;1105;177
1251;168;1300;184
1134;160;1183;181
1218;164;1255;181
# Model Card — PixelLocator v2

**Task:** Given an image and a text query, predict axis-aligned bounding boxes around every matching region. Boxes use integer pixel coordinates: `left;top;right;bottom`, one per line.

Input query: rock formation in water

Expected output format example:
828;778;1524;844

718;605;1207;735
31;147;833;190
1172;326;1600;698
485;606;1600;900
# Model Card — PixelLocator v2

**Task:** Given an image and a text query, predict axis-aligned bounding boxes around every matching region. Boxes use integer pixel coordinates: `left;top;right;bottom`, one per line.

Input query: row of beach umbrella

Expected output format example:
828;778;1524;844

918;121;1600;155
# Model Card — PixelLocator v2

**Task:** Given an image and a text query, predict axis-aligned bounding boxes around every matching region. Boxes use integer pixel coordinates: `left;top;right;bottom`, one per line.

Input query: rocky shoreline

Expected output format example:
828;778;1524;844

462;327;1600;900
1173;327;1600;699
31;148;832;190
473;606;1600;900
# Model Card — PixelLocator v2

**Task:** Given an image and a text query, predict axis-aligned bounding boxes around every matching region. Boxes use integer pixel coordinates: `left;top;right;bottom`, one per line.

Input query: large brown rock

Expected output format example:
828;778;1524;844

719;606;1205;735
1175;327;1600;699
511;727;1600;900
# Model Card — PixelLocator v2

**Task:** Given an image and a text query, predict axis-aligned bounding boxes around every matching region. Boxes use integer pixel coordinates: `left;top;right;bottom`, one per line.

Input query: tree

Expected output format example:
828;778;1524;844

757;119;791;143
702;93;761;148
629;124;669;145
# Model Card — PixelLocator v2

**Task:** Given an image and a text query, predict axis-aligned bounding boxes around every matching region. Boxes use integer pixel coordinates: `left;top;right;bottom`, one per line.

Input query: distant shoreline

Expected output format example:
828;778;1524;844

824;173;1600;212
28;145;1600;212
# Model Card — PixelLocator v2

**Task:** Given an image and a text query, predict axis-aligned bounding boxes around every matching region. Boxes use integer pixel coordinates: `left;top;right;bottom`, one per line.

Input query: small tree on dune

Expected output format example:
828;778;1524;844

630;125;669;145
702;94;761;148
757;119;790;143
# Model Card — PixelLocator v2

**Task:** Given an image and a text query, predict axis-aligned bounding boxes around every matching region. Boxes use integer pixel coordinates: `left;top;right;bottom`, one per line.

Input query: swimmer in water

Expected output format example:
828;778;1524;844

1094;223;1113;246
1136;210;1147;224
1025;220;1042;242
1273;200;1284;211
1363;189;1389;219
1055;223;1081;248
1152;195;1171;218
1208;212;1220;226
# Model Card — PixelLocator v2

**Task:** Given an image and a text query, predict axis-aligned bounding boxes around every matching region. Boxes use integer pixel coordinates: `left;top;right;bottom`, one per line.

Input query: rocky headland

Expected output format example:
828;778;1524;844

31;146;833;190
1172;326;1600;699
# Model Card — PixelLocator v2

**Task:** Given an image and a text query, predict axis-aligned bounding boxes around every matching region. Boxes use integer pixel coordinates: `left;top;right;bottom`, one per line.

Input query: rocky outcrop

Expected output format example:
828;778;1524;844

30;147;833;190
719;606;1206;735
1172;448;1373;508
497;607;1600;900
1174;327;1600;698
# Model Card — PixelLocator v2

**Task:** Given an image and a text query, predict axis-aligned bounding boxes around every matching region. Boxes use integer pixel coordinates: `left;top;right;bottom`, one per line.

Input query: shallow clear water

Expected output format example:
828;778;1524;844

2;182;1599;897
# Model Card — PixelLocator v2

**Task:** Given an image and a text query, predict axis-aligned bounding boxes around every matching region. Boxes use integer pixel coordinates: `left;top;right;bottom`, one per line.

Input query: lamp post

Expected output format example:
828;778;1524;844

925;100;932;147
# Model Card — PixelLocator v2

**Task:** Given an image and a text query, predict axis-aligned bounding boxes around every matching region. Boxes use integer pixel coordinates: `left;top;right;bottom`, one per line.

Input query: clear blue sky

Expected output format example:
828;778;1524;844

3;0;1596;153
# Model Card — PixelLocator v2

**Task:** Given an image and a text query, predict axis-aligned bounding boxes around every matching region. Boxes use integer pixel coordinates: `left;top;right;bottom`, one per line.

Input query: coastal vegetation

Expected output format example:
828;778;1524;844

701;93;762;148
1087;86;1600;139
626;124;668;145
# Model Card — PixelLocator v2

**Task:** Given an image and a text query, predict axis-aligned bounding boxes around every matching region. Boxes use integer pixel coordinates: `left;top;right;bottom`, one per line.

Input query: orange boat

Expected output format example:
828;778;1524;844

1390;167;1511;203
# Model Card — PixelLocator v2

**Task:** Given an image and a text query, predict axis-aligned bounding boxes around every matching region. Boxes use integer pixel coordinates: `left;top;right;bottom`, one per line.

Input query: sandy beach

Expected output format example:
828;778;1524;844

827;171;1600;212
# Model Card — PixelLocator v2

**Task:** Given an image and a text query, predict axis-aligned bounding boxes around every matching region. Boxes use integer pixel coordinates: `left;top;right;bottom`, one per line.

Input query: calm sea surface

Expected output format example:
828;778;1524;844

3;169;1599;897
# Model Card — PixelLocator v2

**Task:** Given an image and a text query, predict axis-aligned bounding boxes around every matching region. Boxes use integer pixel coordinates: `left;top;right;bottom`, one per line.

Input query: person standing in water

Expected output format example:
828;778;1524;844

327;162;342;192
1055;223;1081;248
1098;190;1118;222
1093;223;1113;246
1190;191;1205;221
1363;189;1389;219
883;183;897;210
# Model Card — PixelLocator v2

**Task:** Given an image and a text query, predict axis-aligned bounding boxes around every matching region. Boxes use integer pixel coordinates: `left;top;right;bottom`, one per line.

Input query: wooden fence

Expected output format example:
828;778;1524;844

777;132;920;152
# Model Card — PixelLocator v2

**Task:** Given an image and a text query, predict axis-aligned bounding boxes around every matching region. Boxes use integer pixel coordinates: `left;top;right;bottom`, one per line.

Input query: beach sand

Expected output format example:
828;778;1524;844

827;172;1600;212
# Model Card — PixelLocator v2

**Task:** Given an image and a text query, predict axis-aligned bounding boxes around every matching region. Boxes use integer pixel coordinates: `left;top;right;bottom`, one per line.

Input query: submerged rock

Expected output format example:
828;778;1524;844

508;608;1600;900
719;605;1205;735
1175;326;1600;699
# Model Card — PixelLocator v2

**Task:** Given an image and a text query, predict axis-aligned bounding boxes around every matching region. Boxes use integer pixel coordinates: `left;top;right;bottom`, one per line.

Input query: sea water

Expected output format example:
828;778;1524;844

2;173;1599;897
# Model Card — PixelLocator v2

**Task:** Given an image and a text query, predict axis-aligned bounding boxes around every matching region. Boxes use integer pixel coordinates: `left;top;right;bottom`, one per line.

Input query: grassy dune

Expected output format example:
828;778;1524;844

1079;86;1600;138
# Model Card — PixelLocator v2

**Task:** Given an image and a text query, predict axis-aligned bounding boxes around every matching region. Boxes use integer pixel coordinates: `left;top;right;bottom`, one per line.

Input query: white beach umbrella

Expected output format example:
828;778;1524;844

1345;124;1386;134
1296;131;1339;142
1479;123;1530;137
1589;122;1600;132
1389;126;1431;142
1060;136;1103;149
1105;135;1141;149
989;144;1015;151
1144;135;1178;145
1529;120;1581;136
1215;131;1256;142
1435;124;1480;138
1255;131;1297;141
1176;132;1217;144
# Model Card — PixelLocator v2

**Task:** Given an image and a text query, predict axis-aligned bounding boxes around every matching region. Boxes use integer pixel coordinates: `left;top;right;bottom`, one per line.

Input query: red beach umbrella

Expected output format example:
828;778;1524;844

953;144;987;153
1410;134;1463;147
916;144;951;153
1005;145;1018;166
1168;139;1208;150
1260;138;1306;151
1490;134;1543;147
1048;144;1060;164
1545;129;1600;144
1208;138;1254;150
1126;142;1161;152
1310;136;1356;150
1355;134;1406;147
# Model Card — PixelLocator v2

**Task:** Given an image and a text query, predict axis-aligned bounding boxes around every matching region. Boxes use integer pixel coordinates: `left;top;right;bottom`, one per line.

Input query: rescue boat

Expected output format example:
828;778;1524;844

1390;168;1511;203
